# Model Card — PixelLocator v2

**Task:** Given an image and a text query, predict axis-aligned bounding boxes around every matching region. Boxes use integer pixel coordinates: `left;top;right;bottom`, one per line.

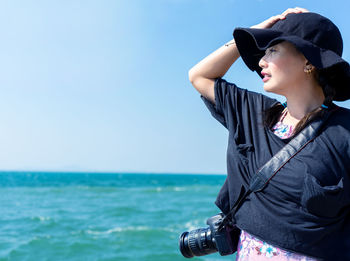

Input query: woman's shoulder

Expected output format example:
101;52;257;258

322;106;350;143
328;105;350;128
215;78;279;109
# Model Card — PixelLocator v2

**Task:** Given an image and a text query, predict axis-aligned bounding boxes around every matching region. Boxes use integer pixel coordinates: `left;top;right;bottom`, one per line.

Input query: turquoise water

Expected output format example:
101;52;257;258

0;172;235;261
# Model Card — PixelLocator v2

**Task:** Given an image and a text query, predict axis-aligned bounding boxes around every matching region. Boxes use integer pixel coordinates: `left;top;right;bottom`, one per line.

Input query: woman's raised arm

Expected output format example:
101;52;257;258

188;39;239;104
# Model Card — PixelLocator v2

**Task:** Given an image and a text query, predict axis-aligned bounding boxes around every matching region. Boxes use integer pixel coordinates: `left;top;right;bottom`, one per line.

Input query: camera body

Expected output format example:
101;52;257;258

179;213;240;258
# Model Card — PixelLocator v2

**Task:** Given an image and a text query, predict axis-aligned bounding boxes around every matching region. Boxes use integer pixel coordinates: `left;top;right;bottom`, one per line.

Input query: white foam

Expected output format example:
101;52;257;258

174;187;186;191
86;226;150;235
39;216;51;221
85;225;175;235
184;220;201;231
31;216;51;222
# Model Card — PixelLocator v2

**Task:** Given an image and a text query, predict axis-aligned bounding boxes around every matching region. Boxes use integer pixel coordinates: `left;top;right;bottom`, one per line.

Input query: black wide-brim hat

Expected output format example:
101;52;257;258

233;12;350;101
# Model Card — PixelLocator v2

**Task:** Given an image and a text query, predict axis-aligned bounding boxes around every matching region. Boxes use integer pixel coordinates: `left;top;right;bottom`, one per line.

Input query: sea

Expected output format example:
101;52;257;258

0;172;236;261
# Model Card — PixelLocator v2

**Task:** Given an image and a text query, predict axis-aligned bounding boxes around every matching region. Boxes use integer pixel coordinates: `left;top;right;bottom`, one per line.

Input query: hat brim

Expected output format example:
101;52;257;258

233;27;350;101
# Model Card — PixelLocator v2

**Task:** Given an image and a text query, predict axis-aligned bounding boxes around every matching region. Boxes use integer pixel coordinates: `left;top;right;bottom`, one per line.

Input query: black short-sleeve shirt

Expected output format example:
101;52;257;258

201;78;350;260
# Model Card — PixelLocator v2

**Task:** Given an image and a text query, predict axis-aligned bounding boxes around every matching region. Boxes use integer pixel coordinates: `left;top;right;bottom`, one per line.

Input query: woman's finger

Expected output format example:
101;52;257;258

281;7;309;18
295;7;309;12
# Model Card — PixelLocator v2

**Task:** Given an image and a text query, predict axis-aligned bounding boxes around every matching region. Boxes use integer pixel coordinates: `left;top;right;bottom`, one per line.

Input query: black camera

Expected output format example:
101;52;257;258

178;213;240;258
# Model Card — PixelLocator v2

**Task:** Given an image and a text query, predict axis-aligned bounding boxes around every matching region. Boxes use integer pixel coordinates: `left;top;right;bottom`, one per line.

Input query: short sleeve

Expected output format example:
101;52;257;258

201;78;230;127
201;78;278;130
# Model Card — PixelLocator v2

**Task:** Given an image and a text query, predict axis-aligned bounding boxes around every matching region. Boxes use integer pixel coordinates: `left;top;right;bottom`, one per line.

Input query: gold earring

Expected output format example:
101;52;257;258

304;66;313;74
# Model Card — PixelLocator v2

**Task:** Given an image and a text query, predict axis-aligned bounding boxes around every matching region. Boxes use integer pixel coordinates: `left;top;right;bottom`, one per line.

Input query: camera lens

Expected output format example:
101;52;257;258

179;227;217;258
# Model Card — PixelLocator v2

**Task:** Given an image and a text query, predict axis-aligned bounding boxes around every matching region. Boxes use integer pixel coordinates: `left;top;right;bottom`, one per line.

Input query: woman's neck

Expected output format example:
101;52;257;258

283;83;325;125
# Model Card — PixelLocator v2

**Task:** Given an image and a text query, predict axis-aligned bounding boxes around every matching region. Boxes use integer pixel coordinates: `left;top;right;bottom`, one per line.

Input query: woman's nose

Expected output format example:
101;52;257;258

258;56;267;69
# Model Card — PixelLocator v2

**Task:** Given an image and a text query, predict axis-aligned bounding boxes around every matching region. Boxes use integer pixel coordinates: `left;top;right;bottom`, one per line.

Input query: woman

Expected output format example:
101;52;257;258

189;7;350;260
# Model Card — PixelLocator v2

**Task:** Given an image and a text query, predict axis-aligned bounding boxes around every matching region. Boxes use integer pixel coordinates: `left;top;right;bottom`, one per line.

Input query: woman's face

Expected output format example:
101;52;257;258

258;41;308;95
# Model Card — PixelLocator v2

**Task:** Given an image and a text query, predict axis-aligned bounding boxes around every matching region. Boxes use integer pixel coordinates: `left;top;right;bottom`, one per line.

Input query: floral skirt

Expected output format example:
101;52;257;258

235;230;319;261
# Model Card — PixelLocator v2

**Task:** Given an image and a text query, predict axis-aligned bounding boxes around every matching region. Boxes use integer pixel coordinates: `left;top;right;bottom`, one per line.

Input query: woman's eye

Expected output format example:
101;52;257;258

266;48;276;54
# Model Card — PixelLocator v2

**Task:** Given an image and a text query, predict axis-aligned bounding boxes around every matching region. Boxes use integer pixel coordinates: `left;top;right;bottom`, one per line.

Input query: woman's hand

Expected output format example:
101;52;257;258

251;7;309;29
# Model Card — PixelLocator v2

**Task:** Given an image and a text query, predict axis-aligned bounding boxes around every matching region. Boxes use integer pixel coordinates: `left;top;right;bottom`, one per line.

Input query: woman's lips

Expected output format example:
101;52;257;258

261;72;271;82
262;76;271;82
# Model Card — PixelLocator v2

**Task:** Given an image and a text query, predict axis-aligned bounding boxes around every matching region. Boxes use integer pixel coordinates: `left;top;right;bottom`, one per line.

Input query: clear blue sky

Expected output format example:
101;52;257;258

0;0;349;174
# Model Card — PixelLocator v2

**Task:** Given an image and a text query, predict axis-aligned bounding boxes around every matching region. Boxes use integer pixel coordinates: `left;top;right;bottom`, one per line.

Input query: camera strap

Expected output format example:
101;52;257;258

219;107;336;230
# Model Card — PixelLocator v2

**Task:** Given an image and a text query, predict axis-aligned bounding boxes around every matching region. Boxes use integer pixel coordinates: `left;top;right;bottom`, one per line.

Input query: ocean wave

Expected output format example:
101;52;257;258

31;216;52;222
5;235;52;255
174;187;186;191
139;185;215;193
183;219;206;231
86;226;149;235
86;225;175;235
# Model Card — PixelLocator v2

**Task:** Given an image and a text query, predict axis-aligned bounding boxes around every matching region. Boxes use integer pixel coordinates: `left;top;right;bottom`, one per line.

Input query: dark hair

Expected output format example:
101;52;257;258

263;67;336;136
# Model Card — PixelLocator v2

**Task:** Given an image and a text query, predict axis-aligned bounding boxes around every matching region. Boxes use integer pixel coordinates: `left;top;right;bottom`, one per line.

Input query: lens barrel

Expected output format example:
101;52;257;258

179;227;217;258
